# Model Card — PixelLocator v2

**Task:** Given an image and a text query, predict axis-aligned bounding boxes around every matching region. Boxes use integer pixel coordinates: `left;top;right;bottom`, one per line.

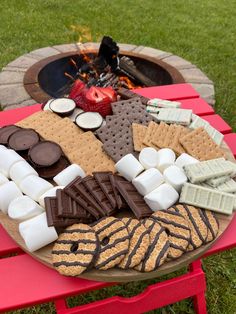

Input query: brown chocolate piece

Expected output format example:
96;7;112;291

115;176;153;219
0;125;21;145
29;141;62;167
117;88;150;105
57;189;92;222
35;156;70;179
64;177;102;219
111;174;128;209
45;196;81;228
83;175;115;216
8;128;40;152
93;171;117;210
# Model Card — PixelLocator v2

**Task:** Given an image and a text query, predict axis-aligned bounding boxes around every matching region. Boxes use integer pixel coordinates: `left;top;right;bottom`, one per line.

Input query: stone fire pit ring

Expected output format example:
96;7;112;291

0;42;215;111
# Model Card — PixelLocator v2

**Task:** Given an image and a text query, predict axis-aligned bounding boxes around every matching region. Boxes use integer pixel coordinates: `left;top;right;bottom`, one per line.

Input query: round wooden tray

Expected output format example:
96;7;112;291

0;141;235;282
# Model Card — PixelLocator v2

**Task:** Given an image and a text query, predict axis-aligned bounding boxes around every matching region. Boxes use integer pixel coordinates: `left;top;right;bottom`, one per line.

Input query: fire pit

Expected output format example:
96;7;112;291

0;40;215;110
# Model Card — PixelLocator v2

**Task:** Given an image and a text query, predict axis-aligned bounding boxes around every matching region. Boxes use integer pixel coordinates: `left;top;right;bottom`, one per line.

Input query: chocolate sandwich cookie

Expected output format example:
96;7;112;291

118;218;150;269
0;125;21;145
52;223;99;276
28;141;62;167
135;218;169;272
8;128;40;152
91;217;130;270
169;204;209;251
151;210;191;259
201;209;219;242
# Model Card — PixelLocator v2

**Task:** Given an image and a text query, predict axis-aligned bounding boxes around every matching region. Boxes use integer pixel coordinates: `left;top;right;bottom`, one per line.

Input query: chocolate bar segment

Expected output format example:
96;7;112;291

83;175;115;215
111;174;127;209
57;189;92;221
64;177;103;219
45;196;81;228
93;171;117;209
115;176;153;219
117;88;149;105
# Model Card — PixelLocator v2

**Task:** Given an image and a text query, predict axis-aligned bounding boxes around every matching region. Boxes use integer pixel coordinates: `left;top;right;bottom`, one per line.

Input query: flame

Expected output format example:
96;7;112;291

118;76;137;89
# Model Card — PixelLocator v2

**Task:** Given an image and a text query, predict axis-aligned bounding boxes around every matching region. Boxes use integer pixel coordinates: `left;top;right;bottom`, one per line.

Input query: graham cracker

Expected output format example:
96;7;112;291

142;121;159;148
179;127;225;161
132;123;148;152
67;140;115;175
152;122;170;148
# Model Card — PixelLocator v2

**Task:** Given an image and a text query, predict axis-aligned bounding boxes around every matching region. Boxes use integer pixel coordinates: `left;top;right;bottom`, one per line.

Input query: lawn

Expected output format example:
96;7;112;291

0;0;236;313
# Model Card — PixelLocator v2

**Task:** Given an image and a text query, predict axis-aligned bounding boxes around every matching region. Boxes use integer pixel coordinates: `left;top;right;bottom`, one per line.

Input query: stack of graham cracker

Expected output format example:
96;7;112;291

16;111;115;174
132;121;225;161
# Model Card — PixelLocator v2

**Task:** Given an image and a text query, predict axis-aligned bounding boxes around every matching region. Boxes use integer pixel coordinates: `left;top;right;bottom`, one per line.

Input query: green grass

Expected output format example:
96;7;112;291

1;0;236;313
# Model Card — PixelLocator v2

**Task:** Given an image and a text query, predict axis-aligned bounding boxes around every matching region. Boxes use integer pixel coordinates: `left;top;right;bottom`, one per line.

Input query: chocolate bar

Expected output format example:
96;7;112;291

83;175;115;215
147;98;181;108
45;196;81;228
179;182;234;215
109;173;127;209
206;175;230;187
117;88;149;105
57;189;92;221
64;177;102;219
115;176;152;219
153;108;192;126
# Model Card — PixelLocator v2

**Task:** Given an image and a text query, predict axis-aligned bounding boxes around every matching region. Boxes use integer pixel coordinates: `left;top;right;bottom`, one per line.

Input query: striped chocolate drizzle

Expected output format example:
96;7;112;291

56;239;96;245
99;235;130;253
152;214;190;231
201;210;219;240
53;261;90;267
52;249;95;255
96;249;129;268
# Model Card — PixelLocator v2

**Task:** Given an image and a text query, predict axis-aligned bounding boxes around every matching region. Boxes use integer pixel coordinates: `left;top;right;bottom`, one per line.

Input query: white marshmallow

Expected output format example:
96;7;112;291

144;183;179;211
38;186;64;208
0;149;24;177
132;168;164;196
19;212;58;252
0;172;9;186
0;145;7;153
19;175;53;202
163;165;188;192
175;153;199;170
115;154;144;181
156;148;176;172
9;160;38;185
139;147;158;169
0;181;23;213
8;196;44;220
53;164;85;186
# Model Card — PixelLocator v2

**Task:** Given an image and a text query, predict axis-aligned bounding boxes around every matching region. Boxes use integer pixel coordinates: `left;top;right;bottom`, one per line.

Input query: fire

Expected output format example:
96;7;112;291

118;76;138;89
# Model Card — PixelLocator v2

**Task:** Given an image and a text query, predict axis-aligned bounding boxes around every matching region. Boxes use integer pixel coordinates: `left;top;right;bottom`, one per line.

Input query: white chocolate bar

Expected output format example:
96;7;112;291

216;179;236;193
206;175;230;187
180;182;234;215
189;114;224;145
183;158;234;183
153;108;192;126
147;98;181;108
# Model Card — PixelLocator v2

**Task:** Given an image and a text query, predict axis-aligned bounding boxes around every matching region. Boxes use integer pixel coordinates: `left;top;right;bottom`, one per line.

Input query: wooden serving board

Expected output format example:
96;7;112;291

0;141;235;283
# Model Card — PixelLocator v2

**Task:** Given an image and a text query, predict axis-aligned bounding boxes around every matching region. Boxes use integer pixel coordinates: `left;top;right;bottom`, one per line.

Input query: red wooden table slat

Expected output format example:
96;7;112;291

133;83;199;101
202;114;232;134
0;104;42;127
0;224;22;255
223;133;236;158
180;98;215;116
0;254;114;313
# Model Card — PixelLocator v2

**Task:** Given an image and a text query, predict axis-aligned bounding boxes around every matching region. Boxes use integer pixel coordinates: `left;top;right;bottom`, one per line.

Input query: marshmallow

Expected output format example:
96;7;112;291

0;145;7;153
139;147;158;169
53;164;85;186
0;172;9;186
38;186;64;208
8;195;44;220
156;148;176;172
19;212;58;252
19;175;53;202
115;154;144;181
175;153;199;170
0;181;23;213
132;168;164;196
144;183;179;211
9;160;38;185
163;165;188;192
0;149;24;177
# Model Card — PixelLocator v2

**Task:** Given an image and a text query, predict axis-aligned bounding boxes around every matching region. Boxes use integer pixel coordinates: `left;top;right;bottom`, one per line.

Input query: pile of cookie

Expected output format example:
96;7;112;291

52;205;219;276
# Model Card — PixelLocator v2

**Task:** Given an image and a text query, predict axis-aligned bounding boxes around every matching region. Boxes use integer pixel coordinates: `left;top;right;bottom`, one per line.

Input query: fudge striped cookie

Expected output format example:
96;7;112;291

91;217;130;270
169;204;208;251
201;209;219;242
135;218;169;272
151;210;191;259
118;218;150;269
52;223;99;276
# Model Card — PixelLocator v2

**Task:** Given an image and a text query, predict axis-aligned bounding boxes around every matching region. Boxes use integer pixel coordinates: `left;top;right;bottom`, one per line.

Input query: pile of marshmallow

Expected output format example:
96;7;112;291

0;145;85;252
115;147;199;210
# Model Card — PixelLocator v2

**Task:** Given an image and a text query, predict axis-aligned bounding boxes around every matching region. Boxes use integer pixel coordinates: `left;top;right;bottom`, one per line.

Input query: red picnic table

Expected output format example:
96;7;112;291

0;83;236;314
